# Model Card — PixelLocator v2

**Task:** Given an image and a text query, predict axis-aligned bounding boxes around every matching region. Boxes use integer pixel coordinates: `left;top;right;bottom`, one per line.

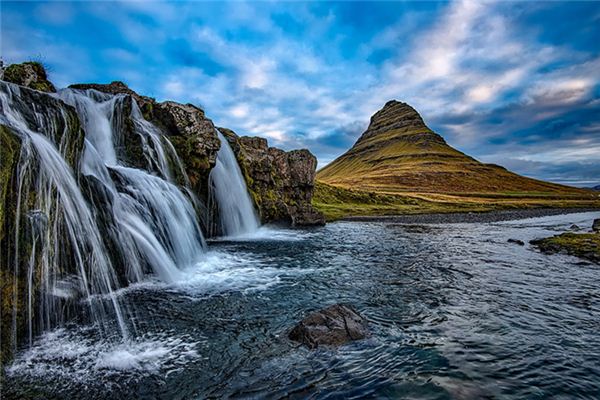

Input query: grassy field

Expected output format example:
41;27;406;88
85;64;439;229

313;181;600;221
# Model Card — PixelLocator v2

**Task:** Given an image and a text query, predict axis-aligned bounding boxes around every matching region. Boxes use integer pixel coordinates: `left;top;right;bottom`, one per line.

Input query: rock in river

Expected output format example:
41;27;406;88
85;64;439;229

289;304;369;348
508;238;525;246
593;219;600;233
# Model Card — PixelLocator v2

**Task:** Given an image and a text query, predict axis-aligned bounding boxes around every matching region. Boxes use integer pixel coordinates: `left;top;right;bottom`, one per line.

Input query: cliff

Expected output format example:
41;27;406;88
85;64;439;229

0;62;325;364
69;81;221;200
219;128;325;226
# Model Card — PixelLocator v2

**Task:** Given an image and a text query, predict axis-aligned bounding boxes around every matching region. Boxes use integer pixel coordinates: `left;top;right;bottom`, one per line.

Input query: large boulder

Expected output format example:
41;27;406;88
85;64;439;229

593;219;600;233
289;304;369;348
219;127;325;226
2;62;56;93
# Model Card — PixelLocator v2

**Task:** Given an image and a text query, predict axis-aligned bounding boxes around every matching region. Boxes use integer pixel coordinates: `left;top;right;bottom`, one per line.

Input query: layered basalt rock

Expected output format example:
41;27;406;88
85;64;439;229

219;128;325;226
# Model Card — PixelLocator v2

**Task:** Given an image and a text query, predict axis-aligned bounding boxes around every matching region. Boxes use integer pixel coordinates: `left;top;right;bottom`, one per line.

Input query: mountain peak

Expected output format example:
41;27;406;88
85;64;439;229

317;99;586;196
356;100;443;146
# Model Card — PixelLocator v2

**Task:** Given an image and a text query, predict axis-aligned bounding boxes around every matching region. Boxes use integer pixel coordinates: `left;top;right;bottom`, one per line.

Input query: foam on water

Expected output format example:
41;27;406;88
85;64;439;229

7;327;201;382
213;226;312;242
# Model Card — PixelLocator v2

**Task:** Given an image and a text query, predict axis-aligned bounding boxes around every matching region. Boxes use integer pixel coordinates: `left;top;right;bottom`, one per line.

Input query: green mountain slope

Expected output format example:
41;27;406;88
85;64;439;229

318;100;591;196
314;100;599;220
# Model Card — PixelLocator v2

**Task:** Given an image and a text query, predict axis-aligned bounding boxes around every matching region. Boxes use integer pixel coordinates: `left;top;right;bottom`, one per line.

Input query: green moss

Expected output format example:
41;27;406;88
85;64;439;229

3;62;56;93
532;232;600;263
0;126;20;242
312;181;502;221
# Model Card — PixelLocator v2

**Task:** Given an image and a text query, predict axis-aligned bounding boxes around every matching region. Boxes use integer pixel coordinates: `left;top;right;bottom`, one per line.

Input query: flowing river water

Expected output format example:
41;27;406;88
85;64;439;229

4;211;600;399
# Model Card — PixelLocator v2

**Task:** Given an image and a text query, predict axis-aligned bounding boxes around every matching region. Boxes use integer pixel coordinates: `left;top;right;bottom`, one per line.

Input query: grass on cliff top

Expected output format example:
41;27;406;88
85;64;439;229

313;181;600;221
532;232;600;263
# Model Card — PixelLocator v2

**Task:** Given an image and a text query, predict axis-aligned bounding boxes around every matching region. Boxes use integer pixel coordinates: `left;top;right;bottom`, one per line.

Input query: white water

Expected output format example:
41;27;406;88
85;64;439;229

58;88;207;283
209;130;260;237
0;83;129;344
0;82;215;350
0;81;267;363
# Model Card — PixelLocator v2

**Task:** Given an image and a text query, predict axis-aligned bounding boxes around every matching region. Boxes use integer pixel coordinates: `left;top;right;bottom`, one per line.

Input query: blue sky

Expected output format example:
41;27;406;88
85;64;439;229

2;1;600;187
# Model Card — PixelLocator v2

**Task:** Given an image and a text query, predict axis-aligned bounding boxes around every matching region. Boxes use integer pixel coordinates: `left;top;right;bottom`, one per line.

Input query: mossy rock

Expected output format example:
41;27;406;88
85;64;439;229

532;232;600;263
3;62;56;93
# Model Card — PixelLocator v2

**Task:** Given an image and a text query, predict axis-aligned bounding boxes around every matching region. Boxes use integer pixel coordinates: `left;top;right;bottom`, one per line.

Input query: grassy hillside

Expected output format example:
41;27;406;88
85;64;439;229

315;100;599;220
318;100;591;195
313;182;600;221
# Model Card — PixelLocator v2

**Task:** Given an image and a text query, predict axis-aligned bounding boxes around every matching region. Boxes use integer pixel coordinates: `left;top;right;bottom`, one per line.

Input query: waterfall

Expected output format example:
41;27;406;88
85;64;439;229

0;83;129;350
58;88;206;281
0;82;209;352
209;130;260;237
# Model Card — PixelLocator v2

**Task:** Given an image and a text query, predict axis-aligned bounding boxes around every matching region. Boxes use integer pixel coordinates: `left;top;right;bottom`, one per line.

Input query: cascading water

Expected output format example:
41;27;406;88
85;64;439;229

0;82;129;352
58;88;206;281
0;82;209;355
209;130;260;237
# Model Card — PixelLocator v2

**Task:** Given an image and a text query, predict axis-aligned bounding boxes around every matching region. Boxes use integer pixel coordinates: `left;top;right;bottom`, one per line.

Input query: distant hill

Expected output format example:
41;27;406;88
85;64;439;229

318;100;590;196
590;185;600;191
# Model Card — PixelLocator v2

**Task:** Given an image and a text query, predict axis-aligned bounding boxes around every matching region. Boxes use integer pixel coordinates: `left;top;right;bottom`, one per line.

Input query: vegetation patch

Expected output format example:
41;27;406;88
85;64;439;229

531;232;600;264
313;181;600;222
3;62;56;93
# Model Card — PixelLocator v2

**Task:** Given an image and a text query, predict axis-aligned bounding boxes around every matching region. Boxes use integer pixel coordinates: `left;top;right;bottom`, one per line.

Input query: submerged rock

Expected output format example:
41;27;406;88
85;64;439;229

570;224;581;231
507;238;525;246
531;233;600;264
289;304;369;348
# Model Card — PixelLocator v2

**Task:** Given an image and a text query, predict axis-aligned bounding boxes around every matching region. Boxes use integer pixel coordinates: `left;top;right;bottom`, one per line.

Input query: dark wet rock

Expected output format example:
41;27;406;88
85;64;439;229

570;224;581;231
219;127;325;226
508;238;525;246
289;304;369;348
2;62;56;93
593;219;600;233
0;82;85;364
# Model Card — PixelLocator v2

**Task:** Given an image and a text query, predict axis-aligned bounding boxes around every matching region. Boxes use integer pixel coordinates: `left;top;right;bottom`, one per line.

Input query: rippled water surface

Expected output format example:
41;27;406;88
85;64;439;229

5;212;600;399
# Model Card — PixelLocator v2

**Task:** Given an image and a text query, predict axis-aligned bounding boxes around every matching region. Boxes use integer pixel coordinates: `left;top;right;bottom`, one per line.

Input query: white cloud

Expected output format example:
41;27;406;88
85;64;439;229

230;104;250;118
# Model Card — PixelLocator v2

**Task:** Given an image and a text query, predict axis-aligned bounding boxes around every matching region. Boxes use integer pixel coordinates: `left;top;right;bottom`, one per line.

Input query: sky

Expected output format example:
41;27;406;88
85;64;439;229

2;1;600;187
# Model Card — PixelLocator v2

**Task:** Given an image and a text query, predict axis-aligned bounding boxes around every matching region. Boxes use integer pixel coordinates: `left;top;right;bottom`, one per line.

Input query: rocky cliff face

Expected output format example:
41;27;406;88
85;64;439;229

69;82;324;225
219;128;325;226
0;81;86;365
1;63;325;233
0;62;325;364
